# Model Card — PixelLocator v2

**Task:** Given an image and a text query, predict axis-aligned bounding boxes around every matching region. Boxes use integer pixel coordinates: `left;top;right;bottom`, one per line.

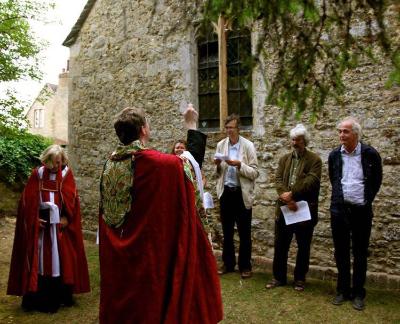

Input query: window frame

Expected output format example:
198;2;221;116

197;16;253;132
34;109;44;128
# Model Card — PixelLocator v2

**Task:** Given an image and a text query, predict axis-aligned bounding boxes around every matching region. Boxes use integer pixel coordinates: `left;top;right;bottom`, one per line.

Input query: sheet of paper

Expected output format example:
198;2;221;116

280;200;311;225
203;191;214;209
214;152;230;161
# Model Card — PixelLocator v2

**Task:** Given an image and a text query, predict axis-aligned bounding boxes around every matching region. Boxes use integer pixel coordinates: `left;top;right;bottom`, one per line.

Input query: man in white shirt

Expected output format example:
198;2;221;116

329;117;382;311
214;114;259;279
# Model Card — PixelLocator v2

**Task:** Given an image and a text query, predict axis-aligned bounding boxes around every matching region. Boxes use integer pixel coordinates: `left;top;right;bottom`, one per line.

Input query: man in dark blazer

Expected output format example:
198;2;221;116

329;117;382;311
266;124;322;291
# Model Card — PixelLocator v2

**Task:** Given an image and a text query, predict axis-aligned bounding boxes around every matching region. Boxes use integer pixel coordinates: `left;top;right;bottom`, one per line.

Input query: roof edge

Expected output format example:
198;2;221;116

62;0;97;47
24;84;58;116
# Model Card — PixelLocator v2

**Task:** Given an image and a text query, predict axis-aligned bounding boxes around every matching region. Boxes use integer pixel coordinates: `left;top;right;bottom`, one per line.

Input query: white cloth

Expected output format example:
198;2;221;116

341;142;365;205
181;152;215;247
181;151;205;207
37;166;62;277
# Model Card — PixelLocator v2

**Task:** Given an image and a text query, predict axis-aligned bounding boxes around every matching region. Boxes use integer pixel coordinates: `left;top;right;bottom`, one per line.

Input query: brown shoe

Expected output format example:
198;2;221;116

240;270;252;279
217;266;234;275
265;279;285;289
293;280;305;292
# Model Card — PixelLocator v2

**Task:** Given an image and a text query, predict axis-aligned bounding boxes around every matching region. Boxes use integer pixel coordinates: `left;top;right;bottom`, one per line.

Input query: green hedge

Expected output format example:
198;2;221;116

0;130;53;184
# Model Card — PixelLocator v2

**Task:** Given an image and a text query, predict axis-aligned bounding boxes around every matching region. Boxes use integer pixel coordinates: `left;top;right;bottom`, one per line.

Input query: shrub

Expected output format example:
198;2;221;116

0;129;53;184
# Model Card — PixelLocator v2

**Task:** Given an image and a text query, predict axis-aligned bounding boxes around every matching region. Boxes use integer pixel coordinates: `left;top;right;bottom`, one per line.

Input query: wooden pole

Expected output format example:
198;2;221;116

218;15;228;131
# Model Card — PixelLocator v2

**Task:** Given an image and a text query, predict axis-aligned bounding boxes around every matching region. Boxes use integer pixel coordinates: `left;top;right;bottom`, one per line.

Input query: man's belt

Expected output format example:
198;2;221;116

343;201;366;207
224;185;241;192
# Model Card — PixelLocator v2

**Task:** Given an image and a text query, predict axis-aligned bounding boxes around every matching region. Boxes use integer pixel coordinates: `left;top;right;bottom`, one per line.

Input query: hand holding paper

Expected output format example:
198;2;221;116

214;152;229;161
280;201;311;225
287;200;298;212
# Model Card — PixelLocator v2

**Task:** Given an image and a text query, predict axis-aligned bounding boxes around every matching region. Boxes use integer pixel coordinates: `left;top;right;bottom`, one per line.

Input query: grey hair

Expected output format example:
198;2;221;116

40;144;68;169
290;124;310;146
338;117;362;139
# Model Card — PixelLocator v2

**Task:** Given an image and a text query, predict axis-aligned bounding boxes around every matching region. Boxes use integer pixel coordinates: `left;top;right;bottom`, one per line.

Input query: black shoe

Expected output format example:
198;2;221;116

61;295;75;307
332;294;349;305
352;297;365;311
59;285;75;307
217;266;234;275
36;302;60;314
21;294;37;312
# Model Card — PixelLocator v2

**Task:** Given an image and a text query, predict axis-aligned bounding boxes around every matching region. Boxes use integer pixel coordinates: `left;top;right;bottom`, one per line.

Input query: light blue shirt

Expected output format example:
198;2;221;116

224;141;240;187
341;142;365;205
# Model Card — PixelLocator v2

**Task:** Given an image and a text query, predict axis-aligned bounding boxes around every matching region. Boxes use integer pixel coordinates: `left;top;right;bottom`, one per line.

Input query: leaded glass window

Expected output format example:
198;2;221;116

197;23;253;131
198;27;220;130
227;29;252;127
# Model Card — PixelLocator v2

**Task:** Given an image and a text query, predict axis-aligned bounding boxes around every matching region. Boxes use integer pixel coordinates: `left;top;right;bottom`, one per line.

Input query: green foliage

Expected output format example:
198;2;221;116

201;0;400;120
0;0;54;137
0;0;54;184
0;128;52;184
0;0;54;82
0;90;27;133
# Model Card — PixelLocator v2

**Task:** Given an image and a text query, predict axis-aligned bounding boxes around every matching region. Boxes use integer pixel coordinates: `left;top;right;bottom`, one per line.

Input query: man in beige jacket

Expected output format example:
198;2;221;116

214;114;259;279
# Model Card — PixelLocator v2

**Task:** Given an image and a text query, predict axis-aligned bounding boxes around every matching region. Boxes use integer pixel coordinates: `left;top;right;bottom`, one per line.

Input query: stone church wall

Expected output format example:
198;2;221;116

67;0;400;282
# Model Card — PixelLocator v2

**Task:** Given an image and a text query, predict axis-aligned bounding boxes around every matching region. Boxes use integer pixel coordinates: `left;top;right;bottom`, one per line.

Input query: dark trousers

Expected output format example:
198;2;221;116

331;204;373;299
273;216;314;284
220;186;252;271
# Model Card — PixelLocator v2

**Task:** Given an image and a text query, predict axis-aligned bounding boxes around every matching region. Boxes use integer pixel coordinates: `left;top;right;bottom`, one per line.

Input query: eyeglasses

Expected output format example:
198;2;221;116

225;126;238;130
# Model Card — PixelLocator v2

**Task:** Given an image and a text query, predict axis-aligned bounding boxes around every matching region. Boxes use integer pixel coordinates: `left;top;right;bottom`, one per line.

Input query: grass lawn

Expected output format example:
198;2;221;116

1;217;399;323
220;272;400;323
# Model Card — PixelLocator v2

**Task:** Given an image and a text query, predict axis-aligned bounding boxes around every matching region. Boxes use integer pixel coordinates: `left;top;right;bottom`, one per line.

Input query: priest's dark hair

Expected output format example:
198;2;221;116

114;107;146;145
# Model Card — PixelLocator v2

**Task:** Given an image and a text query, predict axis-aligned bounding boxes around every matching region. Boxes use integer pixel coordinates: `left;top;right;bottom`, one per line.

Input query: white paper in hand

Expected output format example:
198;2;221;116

203;192;214;209
214;152;230;161
280;201;311;225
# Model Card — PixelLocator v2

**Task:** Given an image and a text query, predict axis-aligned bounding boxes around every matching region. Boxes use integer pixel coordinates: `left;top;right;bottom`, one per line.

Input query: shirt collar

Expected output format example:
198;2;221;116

229;138;240;149
341;142;361;155
292;148;306;159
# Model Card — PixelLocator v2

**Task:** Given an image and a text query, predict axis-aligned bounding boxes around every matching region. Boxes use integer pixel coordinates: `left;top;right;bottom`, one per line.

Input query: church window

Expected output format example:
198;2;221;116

197;17;253;131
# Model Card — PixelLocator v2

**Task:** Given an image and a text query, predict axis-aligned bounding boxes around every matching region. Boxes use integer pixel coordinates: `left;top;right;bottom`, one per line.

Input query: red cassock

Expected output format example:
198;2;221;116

99;150;223;324
7;167;90;296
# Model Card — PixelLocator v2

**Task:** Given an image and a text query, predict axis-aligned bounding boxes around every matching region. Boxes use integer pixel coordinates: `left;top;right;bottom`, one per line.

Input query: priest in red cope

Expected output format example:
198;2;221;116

99;105;223;324
7;145;90;313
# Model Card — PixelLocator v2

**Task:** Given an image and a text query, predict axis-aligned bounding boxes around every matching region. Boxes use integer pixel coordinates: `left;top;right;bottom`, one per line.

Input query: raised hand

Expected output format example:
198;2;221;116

183;103;198;130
